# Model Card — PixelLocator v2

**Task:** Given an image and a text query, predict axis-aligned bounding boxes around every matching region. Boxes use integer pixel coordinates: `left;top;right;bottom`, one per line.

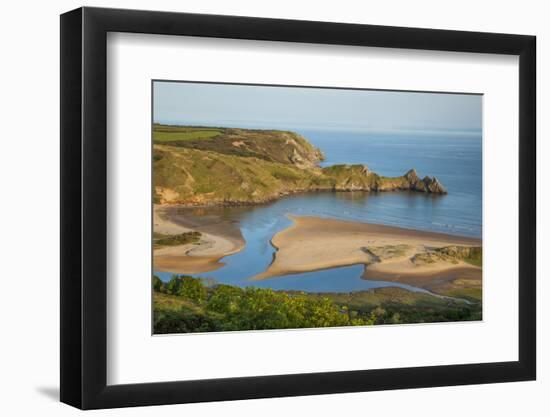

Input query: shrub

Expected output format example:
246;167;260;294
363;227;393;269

152;275;164;293
152;275;480;333
153;308;221;333
165;275;207;304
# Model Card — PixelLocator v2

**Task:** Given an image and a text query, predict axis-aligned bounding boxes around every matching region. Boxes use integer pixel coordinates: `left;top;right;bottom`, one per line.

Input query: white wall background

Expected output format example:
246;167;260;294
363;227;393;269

0;0;545;415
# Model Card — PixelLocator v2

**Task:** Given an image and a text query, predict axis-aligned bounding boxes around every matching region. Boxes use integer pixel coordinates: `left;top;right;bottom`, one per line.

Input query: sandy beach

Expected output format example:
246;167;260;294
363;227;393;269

253;215;481;293
153;205;245;274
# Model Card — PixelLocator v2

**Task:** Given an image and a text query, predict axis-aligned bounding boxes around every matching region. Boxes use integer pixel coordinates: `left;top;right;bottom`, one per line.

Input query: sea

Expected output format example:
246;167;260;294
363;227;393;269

155;129;482;293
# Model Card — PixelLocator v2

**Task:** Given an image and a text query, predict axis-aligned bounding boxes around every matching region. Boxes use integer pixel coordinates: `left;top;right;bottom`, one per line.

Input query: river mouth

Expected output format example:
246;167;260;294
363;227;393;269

154;130;481;295
154;190;479;295
155;263;434;294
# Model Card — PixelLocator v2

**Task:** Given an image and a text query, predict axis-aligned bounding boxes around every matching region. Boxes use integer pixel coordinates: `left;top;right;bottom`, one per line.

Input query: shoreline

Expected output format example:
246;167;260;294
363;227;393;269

153;205;245;274
153;205;482;301
253;215;481;297
154;187;448;209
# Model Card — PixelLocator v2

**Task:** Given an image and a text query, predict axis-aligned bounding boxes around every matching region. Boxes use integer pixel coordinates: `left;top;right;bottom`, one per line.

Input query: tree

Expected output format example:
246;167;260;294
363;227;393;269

152;275;164;293
164;275;208;304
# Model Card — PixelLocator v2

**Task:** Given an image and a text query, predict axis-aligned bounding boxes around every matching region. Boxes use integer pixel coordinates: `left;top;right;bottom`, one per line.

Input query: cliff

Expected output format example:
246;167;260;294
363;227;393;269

321;165;446;193
153;124;324;169
153;125;447;206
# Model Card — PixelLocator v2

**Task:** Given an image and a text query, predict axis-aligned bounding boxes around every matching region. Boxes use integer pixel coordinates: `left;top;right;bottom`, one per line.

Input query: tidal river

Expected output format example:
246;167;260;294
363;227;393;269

155;129;482;293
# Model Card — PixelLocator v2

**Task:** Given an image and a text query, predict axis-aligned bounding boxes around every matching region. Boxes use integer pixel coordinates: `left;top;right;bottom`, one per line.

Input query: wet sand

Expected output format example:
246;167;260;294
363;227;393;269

153;205;245;274
253;215;481;288
362;266;481;294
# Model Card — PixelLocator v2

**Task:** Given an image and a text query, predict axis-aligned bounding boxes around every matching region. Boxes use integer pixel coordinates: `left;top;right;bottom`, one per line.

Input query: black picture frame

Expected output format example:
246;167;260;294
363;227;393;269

60;6;536;410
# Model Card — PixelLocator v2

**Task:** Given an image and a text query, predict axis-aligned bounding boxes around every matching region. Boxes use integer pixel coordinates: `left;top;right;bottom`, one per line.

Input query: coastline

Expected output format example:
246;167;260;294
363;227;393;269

153;205;245;274
252;215;481;297
153;206;482;301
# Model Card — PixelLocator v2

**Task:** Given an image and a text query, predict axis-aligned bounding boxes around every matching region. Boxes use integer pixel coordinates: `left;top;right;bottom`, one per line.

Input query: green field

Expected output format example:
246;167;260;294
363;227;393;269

153;125;223;143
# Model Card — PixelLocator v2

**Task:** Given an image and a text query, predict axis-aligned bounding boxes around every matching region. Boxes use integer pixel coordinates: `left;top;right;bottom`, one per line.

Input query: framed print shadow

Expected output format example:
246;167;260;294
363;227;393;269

60;7;536;410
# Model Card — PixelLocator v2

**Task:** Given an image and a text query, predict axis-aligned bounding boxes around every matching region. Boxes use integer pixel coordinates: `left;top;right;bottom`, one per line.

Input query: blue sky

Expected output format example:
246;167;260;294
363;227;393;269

153;81;482;133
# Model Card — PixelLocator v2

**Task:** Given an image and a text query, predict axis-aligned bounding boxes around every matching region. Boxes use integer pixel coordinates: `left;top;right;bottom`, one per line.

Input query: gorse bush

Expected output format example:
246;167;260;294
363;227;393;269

153;275;481;334
154;308;221;333
153;275;372;333
204;285;352;330
164;275;207;304
153;275;164;293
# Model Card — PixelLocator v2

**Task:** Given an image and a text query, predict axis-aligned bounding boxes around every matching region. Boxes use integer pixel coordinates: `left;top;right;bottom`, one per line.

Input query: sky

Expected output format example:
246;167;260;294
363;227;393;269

153;81;482;133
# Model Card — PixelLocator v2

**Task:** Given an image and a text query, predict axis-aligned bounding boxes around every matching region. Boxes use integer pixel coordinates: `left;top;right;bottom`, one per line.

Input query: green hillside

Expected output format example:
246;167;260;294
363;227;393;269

153;125;223;142
153;124;324;168
153;124;447;205
153;275;480;333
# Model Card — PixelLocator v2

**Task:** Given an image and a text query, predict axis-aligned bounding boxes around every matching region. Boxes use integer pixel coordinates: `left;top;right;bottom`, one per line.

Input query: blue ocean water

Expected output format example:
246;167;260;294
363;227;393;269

301;129;482;238
156;130;482;292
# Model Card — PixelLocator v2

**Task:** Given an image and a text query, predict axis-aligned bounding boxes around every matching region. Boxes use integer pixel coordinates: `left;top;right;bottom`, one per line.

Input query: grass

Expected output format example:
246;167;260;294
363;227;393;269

153;143;442;205
463;247;482;267
154;291;203;313
153;127;222;142
152;125;447;205
153;144;323;204
153;231;201;249
463;257;482;267
153;124;324;165
367;244;410;259
443;287;483;303
412;246;482;266
319;286;459;309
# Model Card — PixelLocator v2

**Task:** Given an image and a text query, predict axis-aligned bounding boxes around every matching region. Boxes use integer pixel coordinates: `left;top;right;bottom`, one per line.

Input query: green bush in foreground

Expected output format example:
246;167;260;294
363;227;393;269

153;275;481;334
164;275;207;304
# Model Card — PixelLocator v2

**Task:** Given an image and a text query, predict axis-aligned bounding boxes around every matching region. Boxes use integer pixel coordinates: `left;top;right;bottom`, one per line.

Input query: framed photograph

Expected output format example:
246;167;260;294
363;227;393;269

60;7;536;409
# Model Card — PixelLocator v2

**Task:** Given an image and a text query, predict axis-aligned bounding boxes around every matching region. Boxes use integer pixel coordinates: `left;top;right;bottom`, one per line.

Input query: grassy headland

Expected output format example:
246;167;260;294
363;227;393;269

153;124;446;206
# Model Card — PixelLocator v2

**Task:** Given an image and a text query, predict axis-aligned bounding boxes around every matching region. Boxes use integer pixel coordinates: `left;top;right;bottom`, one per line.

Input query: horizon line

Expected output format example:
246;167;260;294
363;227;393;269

153;120;482;137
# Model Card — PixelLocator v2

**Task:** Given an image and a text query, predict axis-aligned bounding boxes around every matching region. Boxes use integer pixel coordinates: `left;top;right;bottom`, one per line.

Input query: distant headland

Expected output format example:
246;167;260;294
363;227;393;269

153;124;447;206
